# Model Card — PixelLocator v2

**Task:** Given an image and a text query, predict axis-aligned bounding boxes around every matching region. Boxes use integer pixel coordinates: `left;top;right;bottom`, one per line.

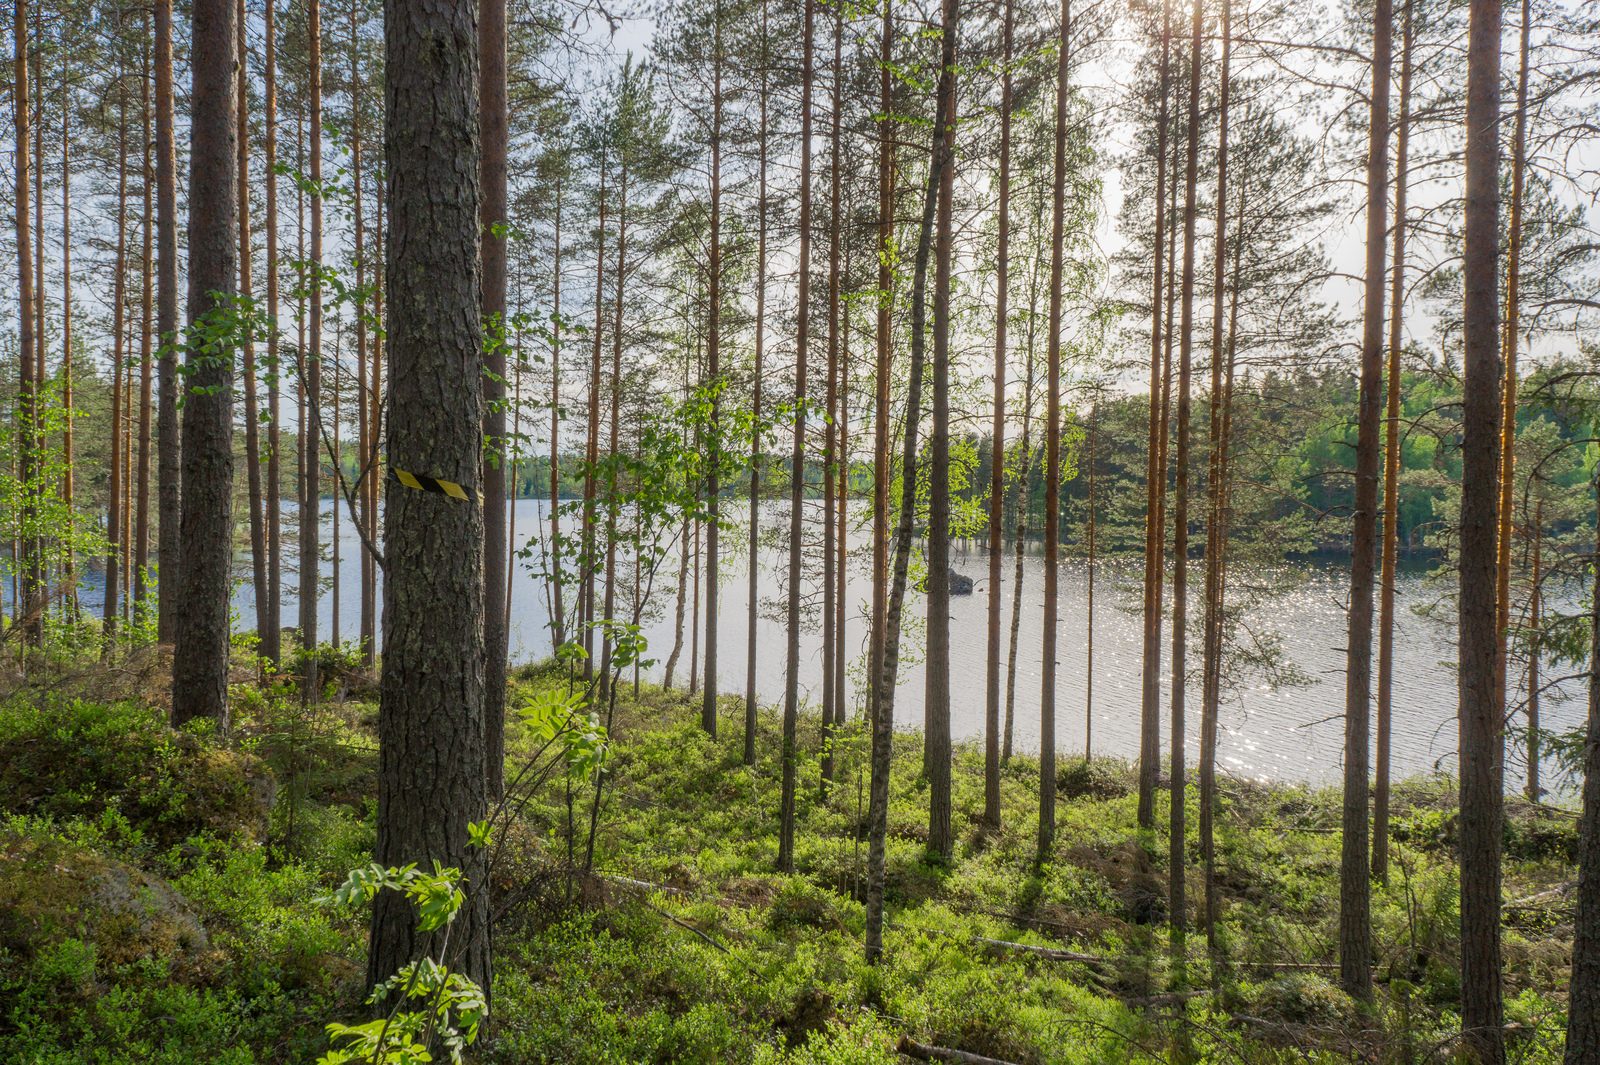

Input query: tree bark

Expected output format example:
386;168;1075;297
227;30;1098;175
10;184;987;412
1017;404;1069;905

240;0;270;664
1459;0;1505;1052
300;0;323;685
480;0;507;796
747;0;770;766
1339;0;1390;1001
171;0;239;728
61;68;77;621
926;0;958;862
820;1;842;792
1564;491;1600;1065
155;0;179;645
14;0;37;647
1038;0;1069;865
1376;0;1412;885
1198;0;1231;951
1496;0;1531;798
1138;0;1172;835
134;48;153;624
777;0;815;876
263;0;282;668
368;0;490;996
863;0;893;962
103;89;126;647
869;0;948;955
1169;0;1202;950
703;0;724;738
983;0;1012;829
354;3;374;668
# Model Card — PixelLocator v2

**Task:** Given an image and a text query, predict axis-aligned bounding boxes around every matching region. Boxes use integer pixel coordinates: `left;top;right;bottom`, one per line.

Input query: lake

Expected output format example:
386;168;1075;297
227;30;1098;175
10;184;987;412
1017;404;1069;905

79;498;1581;792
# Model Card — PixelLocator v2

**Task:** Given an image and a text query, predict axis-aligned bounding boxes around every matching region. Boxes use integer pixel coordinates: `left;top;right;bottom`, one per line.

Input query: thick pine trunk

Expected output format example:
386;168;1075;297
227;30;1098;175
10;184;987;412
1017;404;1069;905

301;0;324;686
368;0;490;996
1459;0;1505;1053
171;0;239;728
480;0;507;797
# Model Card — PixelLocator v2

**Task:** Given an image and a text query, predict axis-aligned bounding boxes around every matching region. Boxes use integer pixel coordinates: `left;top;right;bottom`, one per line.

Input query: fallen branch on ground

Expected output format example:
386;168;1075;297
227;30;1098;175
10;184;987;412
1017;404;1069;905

896;1035;1023;1065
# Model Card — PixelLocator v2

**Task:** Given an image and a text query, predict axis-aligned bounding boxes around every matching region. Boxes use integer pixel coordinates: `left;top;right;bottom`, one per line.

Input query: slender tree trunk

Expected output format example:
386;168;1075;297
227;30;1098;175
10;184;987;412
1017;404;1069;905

480;0;508;796
869;0;948;952
1198;0;1231;954
690;514;701;696
295;117;306;670
863;0;894;961
983;0;1012;828
301;0;323;687
1495;0;1531;761
550;183;566;649
263;0;282;668
836;292;849;725
1459;0;1505;1052
1005;193;1043;764
354;6;374;668
777;0;816;876
664;515;690;690
60;71;76;620
747;0;770;766
821;0;842;790
103;92;127;647
1527;502;1541;801
1086;412;1095;761
134;48;153;623
925;0;958;862
582;158;606;684
1038;0;1069;865
1169;0;1203;950
1563;497;1600;1065
703;0;724;737
1339;0;1386;1000
240;0;270;662
171;0;239;728
155;0;179;644
368;0;489;997
14;0;37;646
600;166;627;691
1138;2;1172;832
331;328;342;647
1376;0;1412;885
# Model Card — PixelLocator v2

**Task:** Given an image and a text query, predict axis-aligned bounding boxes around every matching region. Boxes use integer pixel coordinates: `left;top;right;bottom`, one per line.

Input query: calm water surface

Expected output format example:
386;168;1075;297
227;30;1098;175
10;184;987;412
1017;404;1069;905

79;499;1569;791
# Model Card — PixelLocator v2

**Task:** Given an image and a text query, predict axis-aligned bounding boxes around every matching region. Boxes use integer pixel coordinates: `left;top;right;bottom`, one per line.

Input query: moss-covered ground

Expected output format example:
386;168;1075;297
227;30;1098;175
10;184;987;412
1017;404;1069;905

0;650;1580;1063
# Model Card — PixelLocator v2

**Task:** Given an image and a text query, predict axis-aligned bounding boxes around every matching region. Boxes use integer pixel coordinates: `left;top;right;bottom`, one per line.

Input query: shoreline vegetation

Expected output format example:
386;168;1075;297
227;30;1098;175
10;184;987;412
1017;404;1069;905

0;648;1580;1063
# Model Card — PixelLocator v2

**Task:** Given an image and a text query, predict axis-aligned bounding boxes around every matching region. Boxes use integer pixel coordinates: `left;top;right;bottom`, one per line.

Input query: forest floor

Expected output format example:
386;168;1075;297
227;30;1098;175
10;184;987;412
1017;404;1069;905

0;645;1582;1064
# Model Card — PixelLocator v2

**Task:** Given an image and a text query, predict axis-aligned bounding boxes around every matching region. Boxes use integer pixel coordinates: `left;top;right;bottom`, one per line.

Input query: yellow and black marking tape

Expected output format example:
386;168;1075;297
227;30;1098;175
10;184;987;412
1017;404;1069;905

388;467;484;505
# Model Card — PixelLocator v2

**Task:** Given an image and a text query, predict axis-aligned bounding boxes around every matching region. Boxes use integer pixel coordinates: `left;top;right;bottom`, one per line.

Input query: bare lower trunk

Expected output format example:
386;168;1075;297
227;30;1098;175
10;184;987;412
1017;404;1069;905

171;0;239;728
368;0;489;996
1459;0;1505;1052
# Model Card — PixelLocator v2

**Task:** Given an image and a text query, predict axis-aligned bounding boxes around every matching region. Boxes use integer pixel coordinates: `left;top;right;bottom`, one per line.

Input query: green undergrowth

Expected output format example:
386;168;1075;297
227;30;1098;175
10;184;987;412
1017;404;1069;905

0;654;1581;1063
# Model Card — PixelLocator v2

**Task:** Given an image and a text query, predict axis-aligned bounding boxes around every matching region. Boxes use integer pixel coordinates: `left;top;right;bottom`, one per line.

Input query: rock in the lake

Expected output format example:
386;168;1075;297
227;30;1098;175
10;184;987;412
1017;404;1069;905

948;568;974;595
